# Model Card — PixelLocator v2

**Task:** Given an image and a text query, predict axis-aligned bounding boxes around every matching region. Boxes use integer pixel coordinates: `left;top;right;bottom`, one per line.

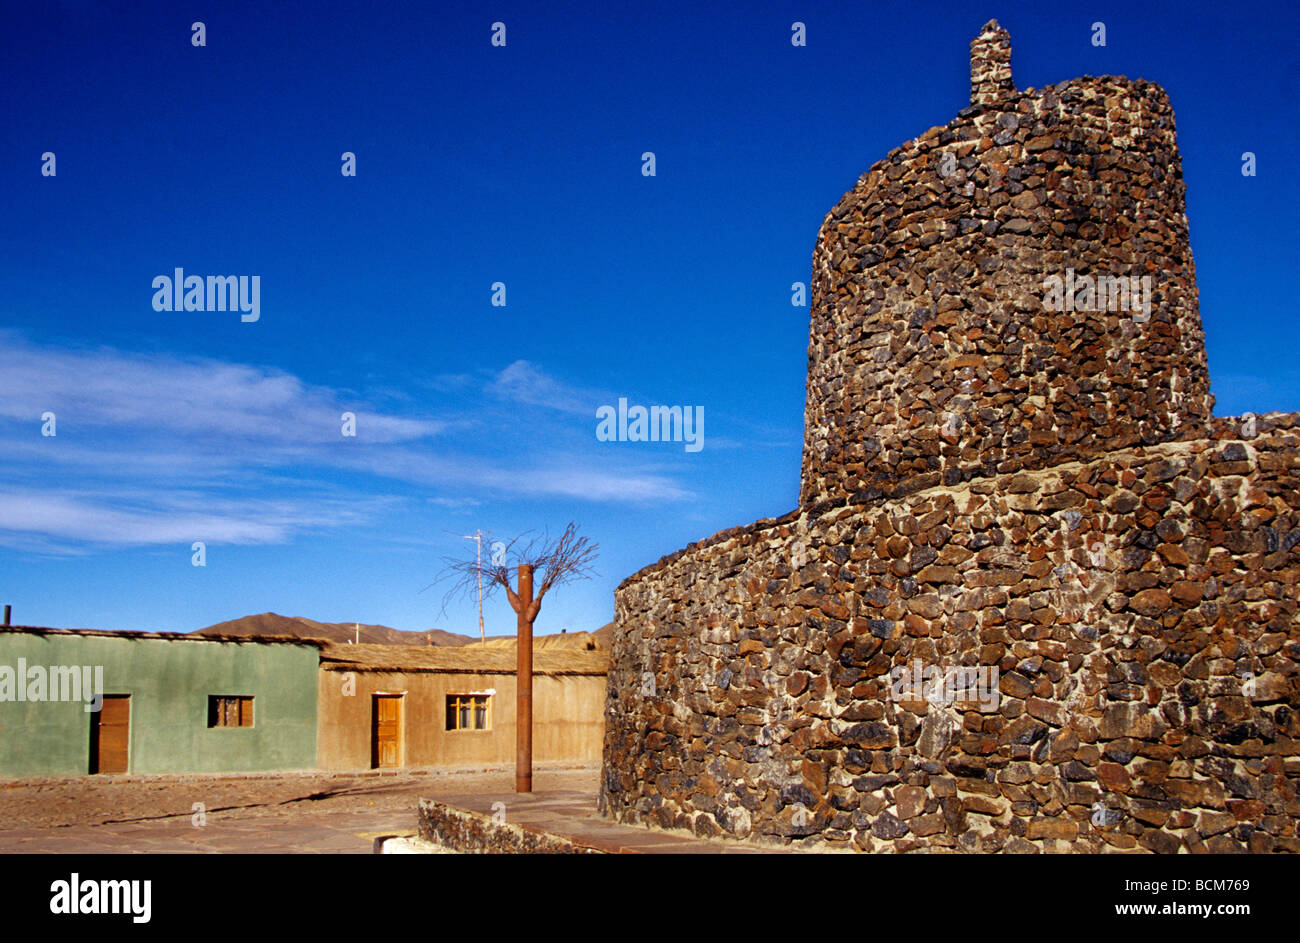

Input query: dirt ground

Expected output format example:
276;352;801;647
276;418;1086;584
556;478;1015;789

0;765;599;853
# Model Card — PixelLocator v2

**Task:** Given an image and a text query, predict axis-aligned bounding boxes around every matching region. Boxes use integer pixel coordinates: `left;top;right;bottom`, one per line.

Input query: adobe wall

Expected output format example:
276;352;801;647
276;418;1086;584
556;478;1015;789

0;633;320;777
600;416;1300;851
317;668;606;770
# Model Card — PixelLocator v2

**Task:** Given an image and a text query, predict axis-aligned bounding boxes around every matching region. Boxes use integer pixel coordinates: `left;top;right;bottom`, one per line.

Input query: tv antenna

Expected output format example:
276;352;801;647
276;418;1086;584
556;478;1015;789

462;530;486;643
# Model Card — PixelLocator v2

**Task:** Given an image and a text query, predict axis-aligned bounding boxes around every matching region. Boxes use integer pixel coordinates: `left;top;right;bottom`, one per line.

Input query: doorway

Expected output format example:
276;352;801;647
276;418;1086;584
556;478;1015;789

90;695;130;774
371;694;403;768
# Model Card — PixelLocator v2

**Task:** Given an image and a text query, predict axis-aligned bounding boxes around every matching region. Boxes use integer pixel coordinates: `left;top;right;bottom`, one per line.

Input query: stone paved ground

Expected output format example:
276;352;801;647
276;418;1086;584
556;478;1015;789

0;764;599;854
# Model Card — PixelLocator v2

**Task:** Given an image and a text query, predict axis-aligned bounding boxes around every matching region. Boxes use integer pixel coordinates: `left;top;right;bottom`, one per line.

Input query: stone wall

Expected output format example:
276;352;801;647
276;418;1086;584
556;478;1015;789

597;22;1299;855
417;799;603;853
600;415;1300;851
800;21;1213;508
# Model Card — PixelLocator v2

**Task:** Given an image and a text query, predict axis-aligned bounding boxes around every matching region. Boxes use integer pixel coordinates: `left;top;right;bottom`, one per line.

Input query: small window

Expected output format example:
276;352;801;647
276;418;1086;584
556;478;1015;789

208;696;253;728
445;694;491;731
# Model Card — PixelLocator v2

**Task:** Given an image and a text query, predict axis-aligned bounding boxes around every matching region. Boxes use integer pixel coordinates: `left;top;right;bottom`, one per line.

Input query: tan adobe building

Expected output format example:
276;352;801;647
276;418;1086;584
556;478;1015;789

316;642;608;770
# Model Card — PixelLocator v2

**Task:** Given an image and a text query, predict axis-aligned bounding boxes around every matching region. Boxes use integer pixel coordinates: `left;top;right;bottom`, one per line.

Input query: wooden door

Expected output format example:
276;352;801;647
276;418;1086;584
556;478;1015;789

90;695;130;774
372;695;402;768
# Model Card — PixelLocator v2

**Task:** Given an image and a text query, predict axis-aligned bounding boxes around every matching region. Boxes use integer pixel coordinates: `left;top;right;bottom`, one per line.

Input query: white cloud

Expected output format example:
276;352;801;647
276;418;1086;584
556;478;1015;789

488;359;601;414
0;335;696;549
0;330;443;444
0;487;378;551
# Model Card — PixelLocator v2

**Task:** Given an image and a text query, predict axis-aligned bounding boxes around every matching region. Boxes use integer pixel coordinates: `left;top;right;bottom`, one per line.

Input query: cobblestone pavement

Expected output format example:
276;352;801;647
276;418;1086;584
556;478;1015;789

0;765;599;854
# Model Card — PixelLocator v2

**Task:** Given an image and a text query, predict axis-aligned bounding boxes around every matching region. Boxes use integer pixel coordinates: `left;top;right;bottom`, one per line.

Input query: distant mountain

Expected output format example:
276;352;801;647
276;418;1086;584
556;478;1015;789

193;612;476;646
192;612;613;649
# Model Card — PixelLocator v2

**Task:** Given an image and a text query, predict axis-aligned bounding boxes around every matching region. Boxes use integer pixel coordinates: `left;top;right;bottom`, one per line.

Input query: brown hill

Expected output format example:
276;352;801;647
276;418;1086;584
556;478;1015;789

193;613;612;649
193;612;475;646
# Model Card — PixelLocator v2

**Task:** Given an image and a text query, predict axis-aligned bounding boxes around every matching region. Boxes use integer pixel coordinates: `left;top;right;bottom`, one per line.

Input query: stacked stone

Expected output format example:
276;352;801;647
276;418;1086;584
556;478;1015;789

800;20;1212;509
598;25;1299;853
601;418;1300;851
970;19;1014;107
417;800;601;854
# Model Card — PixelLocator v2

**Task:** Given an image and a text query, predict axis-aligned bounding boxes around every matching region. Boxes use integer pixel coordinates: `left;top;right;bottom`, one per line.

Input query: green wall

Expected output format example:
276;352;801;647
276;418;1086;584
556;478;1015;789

0;632;318;777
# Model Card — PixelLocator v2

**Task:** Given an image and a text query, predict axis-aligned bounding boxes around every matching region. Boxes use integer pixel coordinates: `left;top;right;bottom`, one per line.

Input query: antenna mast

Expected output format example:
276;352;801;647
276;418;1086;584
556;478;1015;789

463;530;486;643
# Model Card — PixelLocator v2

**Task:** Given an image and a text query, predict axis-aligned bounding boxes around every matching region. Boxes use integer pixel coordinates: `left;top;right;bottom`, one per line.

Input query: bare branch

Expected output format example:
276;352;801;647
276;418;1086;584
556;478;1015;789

427;523;599;623
531;522;599;605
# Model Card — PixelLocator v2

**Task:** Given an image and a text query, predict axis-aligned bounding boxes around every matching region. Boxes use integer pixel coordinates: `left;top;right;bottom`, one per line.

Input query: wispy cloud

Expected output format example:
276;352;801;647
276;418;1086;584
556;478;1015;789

488;359;602;414
0;330;442;445
0;486;379;553
0;334;694;550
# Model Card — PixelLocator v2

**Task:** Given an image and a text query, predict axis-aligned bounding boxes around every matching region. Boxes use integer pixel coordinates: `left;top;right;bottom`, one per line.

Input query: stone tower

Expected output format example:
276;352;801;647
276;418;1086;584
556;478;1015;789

799;19;1213;507
599;22;1298;854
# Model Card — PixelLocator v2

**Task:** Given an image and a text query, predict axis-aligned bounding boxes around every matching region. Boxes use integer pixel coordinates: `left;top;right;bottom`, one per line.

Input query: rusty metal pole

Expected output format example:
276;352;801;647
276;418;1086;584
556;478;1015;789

516;564;534;793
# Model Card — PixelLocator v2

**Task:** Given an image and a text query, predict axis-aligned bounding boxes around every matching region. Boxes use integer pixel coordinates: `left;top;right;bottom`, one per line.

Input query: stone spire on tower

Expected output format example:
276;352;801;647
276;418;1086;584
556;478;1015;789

970;19;1014;106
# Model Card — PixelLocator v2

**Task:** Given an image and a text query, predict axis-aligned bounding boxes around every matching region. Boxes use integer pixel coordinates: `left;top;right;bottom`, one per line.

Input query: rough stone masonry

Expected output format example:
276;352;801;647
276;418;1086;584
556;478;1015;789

598;21;1300;852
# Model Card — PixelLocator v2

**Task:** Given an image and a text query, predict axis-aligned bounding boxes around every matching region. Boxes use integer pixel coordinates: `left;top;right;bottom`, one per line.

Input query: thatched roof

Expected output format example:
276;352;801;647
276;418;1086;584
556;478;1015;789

0;625;326;648
318;641;609;676
458;630;604;652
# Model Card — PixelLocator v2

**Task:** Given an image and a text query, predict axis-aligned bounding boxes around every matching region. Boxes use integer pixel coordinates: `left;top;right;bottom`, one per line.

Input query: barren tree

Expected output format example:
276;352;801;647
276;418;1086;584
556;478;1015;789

433;522;598;791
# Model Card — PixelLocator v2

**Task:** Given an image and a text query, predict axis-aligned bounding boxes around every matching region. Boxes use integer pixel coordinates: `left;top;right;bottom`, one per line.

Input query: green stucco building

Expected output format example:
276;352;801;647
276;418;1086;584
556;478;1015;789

0;627;320;777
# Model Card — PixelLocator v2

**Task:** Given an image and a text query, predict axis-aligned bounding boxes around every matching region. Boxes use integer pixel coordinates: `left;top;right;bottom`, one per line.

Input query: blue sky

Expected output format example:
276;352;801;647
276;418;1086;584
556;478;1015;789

2;0;1296;636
